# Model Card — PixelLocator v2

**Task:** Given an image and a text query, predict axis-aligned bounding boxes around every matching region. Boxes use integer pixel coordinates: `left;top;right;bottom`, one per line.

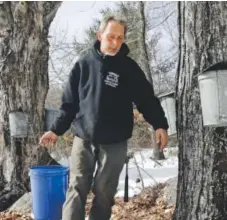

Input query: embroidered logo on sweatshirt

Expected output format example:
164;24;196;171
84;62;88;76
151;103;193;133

104;72;119;88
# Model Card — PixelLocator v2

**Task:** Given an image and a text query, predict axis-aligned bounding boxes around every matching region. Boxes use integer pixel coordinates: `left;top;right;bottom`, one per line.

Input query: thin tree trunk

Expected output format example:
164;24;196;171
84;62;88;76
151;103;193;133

173;2;227;219
138;2;165;160
0;1;61;211
138;1;153;85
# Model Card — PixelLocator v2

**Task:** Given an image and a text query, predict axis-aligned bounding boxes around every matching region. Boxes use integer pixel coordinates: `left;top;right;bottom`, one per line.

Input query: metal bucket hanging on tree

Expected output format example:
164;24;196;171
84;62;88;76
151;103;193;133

198;61;227;127
44;108;59;131
9;111;29;138
158;91;177;136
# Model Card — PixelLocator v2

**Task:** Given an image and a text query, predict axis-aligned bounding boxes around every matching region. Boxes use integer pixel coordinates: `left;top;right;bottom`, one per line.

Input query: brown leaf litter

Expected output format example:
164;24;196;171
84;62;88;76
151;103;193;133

0;183;175;220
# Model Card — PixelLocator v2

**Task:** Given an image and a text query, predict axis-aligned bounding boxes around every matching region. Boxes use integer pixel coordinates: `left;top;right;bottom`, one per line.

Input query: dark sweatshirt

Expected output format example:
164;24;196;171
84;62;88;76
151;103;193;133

50;40;169;144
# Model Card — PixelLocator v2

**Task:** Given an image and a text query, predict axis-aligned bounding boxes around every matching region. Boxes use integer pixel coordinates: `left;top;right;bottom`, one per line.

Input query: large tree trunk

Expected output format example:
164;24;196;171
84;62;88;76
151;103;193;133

0;2;61;211
173;2;227;219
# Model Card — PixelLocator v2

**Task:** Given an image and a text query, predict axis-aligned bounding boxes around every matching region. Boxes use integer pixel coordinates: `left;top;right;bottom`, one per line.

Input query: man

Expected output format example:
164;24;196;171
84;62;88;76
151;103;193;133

40;15;168;220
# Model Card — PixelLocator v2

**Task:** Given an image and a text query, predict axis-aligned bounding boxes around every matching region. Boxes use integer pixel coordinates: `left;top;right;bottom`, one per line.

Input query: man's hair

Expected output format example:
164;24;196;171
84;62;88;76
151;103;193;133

99;14;127;36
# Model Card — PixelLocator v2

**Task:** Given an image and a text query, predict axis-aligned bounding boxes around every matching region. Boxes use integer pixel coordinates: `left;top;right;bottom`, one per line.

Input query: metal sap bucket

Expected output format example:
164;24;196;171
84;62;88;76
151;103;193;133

44;108;59;131
158;91;177;136
9;111;29;138
198;62;227;127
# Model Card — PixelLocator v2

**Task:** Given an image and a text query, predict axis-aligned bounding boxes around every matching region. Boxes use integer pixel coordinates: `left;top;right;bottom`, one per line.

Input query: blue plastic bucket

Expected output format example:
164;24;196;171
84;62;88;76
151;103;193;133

29;165;69;220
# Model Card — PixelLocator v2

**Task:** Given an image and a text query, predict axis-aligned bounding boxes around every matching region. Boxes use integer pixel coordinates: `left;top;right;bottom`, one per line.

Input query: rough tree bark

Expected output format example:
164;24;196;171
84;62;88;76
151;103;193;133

173;2;227;219
0;2;61;211
138;2;165;160
138;1;153;85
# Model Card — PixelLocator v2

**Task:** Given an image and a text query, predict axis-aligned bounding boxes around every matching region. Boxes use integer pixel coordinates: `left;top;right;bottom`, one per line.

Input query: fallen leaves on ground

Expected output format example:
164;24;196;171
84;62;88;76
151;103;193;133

0;184;175;220
112;197;175;220
0;211;32;220
86;183;175;220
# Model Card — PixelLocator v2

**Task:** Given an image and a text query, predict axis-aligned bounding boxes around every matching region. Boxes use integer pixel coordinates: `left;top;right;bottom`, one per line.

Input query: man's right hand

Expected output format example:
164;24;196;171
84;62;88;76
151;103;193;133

39;131;58;147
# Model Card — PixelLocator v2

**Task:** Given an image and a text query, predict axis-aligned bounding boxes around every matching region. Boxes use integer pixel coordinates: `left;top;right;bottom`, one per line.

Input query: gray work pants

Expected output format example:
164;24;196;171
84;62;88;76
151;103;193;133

62;136;127;220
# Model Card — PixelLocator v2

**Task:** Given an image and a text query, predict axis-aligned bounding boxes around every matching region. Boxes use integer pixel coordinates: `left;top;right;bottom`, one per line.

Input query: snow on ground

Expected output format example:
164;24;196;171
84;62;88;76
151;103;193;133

116;148;178;197
53;147;178;198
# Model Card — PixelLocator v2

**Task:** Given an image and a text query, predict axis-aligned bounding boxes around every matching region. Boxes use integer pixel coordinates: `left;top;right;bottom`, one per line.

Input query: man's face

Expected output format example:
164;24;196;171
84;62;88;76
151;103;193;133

97;21;125;56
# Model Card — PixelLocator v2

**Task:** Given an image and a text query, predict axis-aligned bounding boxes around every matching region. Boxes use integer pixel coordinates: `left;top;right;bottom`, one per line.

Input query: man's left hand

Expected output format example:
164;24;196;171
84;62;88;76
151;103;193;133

155;128;168;150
